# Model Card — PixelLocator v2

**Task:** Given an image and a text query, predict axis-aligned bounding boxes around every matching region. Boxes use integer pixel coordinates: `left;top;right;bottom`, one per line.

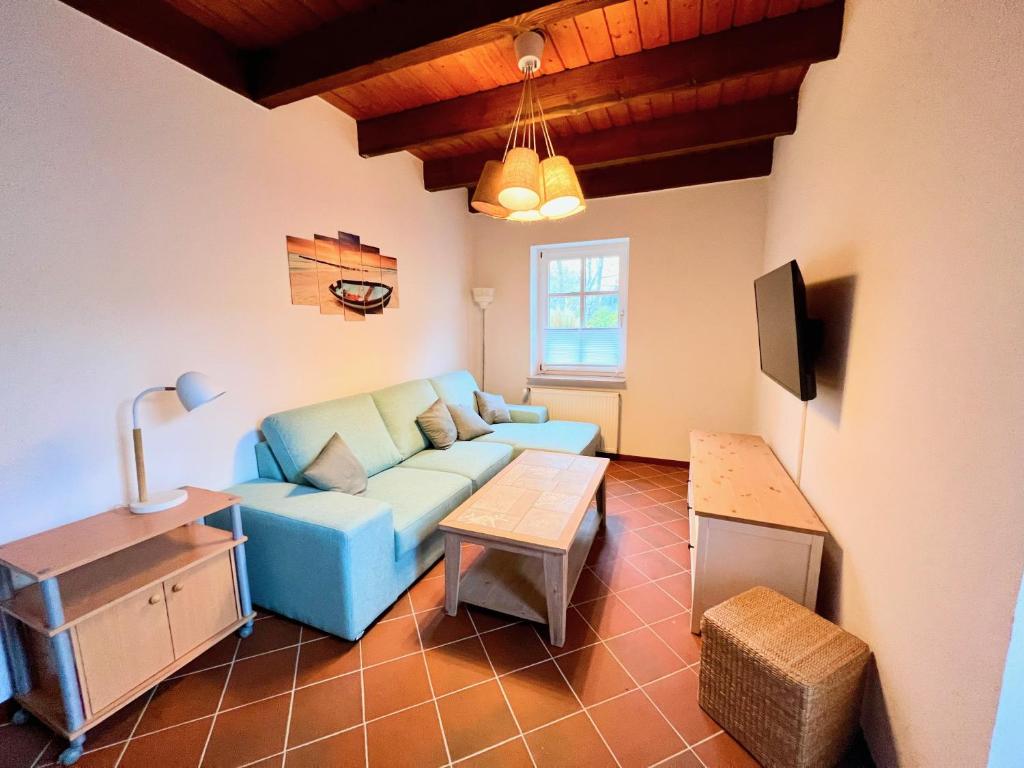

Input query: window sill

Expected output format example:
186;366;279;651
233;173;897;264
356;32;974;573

527;375;627;390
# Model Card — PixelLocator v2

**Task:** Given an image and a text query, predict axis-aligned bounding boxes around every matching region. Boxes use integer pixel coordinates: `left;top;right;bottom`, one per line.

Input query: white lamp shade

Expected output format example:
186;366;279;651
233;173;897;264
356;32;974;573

472;287;495;309
175;371;225;411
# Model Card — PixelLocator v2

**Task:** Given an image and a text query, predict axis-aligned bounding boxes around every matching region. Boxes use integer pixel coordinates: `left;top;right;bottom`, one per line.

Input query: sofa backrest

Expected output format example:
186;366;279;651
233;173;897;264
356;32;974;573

429;370;481;414
370;378;439;460
261;393;402;484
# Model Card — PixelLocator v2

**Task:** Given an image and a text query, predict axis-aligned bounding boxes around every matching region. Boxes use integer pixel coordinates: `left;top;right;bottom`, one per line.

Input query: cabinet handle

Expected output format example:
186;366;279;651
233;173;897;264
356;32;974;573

171;583;184;593
148;594;162;605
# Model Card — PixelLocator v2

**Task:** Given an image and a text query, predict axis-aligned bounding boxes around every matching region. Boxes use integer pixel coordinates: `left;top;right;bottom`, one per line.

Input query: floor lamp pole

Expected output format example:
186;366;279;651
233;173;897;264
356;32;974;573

472;288;495;391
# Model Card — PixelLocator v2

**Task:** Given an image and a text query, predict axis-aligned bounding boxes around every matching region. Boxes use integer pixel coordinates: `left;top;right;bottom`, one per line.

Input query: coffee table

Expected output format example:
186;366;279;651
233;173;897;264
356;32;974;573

438;449;609;646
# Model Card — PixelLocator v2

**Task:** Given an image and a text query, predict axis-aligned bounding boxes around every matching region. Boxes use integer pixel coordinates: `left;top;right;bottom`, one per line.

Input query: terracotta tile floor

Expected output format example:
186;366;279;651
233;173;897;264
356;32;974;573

0;460;873;768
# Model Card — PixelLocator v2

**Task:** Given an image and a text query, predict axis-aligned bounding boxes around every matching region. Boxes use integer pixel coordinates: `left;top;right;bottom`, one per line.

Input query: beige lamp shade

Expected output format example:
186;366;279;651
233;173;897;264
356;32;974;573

507;208;544;222
546;202;586;221
471;160;509;218
539;155;584;218
498;147;542;211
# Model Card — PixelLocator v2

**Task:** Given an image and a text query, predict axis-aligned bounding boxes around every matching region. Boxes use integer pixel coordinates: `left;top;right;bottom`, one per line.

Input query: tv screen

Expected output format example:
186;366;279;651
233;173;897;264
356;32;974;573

754;260;816;401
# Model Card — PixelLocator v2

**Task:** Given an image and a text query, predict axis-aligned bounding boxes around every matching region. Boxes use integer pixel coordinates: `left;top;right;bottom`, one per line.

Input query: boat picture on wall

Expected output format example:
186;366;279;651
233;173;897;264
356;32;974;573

285;229;399;319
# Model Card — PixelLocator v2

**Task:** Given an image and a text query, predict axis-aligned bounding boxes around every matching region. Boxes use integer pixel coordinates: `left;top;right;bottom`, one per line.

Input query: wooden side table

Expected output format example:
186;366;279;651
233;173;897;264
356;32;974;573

0;487;255;765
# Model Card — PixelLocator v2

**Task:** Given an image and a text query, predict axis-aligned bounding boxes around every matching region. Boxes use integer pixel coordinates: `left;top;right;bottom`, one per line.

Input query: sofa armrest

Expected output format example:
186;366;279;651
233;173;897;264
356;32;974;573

508;404;548;423
207;480;395;639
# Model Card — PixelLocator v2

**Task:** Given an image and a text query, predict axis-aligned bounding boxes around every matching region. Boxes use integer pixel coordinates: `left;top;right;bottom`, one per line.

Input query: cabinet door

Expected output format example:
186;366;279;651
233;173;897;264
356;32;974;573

165;552;239;658
75;589;174;713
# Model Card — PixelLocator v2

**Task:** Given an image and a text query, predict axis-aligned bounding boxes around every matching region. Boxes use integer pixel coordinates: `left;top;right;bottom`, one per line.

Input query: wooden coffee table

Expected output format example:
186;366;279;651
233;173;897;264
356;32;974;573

438;449;609;646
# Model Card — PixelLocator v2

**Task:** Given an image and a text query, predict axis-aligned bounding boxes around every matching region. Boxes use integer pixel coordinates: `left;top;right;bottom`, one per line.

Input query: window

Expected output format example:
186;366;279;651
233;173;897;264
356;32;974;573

532;238;629;380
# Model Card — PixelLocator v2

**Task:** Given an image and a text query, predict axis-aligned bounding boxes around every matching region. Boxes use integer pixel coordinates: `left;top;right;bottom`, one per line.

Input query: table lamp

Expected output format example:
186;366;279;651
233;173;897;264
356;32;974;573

130;371;225;514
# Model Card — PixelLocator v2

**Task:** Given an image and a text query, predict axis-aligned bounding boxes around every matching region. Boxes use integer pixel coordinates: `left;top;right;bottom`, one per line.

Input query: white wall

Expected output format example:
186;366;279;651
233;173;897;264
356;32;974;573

753;1;1024;765
469;180;768;461
0;0;473;543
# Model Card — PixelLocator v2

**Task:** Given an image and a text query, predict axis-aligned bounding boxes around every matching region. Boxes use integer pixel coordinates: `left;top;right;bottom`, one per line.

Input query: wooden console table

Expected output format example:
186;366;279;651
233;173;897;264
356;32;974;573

688;431;827;634
0;487;255;765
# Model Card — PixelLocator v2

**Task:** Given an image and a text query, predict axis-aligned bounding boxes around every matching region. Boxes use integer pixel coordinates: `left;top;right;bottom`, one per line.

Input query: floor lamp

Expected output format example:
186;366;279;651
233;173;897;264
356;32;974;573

472;288;495;390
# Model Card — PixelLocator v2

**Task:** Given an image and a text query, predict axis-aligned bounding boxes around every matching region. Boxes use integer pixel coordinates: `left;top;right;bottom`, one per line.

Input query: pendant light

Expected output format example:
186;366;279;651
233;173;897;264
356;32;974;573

473;30;586;223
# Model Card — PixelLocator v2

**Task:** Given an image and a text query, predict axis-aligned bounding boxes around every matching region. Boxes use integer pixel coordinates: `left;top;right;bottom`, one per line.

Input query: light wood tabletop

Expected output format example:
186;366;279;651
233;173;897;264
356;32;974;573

689;431;826;535
0;487;240;581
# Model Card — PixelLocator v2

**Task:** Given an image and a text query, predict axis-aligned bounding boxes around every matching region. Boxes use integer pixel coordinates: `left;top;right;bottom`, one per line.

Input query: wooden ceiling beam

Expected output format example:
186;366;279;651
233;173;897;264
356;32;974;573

425;94;796;191
360;2;842;157
467;140;775;210
59;0;251;97
250;0;626;109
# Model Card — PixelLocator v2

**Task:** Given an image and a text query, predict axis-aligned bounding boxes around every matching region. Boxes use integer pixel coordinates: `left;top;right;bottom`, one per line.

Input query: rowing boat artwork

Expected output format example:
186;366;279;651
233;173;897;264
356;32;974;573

285;230;400;319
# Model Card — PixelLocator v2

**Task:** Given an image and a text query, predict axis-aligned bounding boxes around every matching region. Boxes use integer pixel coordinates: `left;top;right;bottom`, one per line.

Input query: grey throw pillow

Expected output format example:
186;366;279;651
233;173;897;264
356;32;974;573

303;433;367;494
417;399;457;449
475;391;511;425
448;403;494;440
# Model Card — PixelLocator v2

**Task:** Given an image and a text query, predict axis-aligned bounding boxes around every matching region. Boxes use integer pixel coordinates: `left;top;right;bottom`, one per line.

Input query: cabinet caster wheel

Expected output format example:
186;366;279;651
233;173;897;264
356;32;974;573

59;746;83;765
11;708;30;725
238;624;253;639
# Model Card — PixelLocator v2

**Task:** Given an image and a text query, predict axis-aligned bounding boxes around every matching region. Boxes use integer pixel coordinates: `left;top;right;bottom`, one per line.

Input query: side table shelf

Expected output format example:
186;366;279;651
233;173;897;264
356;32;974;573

0;487;255;765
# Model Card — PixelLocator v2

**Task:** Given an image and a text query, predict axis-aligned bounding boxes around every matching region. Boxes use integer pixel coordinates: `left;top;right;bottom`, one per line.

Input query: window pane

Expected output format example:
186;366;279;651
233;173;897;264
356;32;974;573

543;328;620;367
548;296;580;328
548;258;581;294
584;255;619;292
584;294;619;328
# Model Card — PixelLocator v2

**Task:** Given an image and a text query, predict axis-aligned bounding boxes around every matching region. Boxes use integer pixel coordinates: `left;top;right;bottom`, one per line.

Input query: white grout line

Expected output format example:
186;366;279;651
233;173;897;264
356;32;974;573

464;609;537;768
410;606;454;767
112;685;157;767
358;637;368;768
27;738;53;768
196;634;242;766
279;625;303;768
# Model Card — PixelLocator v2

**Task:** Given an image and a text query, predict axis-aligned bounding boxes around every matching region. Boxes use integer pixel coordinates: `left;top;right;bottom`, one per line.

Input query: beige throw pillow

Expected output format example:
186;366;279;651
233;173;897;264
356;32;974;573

417;399;458;449
303;433;367;494
475;391;511;425
448;403;494;440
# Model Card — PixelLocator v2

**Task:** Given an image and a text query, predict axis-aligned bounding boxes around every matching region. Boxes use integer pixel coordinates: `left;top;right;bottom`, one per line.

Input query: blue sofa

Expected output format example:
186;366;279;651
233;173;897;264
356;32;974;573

208;370;600;641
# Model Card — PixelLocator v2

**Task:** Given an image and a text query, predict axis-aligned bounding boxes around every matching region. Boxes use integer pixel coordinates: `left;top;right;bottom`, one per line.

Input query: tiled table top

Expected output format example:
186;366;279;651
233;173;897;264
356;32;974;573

1;459;872;768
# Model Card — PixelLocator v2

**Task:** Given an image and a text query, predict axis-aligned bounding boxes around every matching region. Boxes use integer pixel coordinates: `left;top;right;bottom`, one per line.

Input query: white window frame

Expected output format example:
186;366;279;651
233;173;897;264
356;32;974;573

530;238;629;382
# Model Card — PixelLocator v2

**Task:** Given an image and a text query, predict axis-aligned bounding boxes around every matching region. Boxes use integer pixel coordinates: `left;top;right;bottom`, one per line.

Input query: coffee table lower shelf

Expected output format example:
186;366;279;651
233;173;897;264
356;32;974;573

449;505;601;639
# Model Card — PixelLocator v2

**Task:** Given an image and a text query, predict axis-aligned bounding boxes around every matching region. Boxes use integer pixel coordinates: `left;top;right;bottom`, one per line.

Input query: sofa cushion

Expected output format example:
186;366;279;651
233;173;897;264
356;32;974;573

371;379;439;460
401;441;513;490
475;391;511;424
429;370;480;414
262;394;402;484
219;480;390;531
474;420;601;457
303;433;368;494
508;404;549;424
364;467;472;557
255;441;286;481
416;399;457;450
449;403;493;441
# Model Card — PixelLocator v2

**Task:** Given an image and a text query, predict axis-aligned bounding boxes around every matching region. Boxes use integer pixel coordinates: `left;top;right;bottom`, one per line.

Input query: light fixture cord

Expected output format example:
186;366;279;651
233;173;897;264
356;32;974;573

534;80;557;158
503;65;531;161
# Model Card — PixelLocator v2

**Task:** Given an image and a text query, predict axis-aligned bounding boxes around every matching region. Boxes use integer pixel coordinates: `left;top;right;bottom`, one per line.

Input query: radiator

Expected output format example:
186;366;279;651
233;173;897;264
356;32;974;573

528;387;621;453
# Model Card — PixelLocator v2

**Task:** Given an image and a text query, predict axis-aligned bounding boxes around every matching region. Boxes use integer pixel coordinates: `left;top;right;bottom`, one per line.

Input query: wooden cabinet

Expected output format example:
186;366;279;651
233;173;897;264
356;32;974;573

688;432;827;635
75;589;176;713
0;488;255;765
165;552;238;657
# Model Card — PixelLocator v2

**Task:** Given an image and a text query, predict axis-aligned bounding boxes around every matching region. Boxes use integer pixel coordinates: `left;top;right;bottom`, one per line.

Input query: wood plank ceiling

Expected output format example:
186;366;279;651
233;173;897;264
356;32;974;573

60;0;844;203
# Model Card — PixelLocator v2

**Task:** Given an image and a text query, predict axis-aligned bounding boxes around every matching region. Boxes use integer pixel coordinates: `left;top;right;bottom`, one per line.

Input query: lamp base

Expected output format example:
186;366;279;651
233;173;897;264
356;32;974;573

130;488;188;514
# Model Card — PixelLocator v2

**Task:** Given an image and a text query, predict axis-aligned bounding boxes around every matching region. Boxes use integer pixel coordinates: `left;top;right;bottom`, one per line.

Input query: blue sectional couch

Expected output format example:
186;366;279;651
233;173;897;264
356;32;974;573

208;370;600;641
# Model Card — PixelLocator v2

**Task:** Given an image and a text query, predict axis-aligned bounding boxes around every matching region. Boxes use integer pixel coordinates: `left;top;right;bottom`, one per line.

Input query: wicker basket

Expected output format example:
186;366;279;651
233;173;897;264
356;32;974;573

699;587;870;768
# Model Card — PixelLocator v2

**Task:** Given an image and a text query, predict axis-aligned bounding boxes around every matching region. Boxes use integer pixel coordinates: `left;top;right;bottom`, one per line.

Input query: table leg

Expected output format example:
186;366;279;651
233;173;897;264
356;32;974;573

0;567;31;697
40;579;86;739
543;553;569;647
229;504;255;638
444;535;462;616
596;475;607;527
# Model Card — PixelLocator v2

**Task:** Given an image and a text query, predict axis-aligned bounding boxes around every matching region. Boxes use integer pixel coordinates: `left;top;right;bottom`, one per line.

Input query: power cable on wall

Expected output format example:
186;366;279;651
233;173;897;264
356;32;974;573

795;400;809;486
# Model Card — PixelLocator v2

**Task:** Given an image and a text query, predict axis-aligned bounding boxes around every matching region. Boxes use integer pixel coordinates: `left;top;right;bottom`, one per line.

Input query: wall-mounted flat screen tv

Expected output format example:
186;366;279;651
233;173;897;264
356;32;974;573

754;260;817;401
